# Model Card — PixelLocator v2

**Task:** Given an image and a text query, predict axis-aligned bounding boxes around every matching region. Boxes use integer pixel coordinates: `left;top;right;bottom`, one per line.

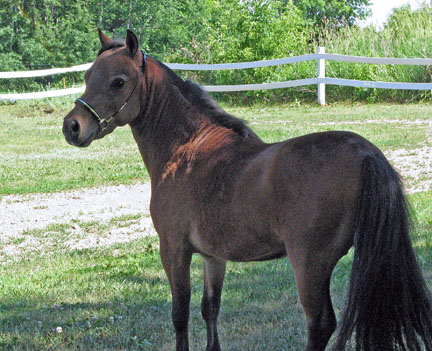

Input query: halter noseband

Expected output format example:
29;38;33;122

75;50;146;135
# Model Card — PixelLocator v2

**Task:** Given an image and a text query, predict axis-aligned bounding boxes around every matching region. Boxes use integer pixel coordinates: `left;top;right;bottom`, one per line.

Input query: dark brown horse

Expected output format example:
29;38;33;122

63;29;432;351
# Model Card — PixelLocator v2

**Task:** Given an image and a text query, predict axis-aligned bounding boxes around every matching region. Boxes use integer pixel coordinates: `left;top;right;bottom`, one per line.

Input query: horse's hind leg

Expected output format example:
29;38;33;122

286;246;338;351
201;256;226;351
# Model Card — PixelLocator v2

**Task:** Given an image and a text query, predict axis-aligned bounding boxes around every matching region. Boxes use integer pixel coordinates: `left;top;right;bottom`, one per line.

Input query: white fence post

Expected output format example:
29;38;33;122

318;46;326;106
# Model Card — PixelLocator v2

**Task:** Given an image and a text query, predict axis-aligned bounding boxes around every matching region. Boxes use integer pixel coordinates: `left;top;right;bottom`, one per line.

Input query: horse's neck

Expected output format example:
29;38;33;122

129;79;199;180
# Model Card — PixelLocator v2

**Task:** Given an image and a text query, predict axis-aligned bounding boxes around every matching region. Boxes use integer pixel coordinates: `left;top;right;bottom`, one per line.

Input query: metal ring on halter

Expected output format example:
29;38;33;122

75;49;147;134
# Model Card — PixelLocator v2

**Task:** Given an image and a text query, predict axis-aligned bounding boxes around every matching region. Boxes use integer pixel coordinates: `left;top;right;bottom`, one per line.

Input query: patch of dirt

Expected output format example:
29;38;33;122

316;119;432;127
0;183;156;260
386;146;432;193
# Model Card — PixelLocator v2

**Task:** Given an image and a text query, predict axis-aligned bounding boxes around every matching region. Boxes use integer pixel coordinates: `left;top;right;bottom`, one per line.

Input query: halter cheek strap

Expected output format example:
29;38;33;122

75;49;146;134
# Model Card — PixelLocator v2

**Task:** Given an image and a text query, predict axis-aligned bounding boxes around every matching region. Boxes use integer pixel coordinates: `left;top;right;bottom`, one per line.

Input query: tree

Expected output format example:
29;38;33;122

0;0;99;69
87;0;211;59
167;0;315;103
177;0;310;63
292;0;371;27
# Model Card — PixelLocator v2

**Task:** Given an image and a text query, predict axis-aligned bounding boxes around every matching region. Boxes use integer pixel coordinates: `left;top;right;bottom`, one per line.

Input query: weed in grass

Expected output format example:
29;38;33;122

33;205;48;210
78;221;109;234
109;214;143;228
7;237;26;246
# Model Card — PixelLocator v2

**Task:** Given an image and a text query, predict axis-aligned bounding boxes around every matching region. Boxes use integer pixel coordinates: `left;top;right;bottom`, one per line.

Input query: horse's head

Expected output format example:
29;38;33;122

63;29;145;147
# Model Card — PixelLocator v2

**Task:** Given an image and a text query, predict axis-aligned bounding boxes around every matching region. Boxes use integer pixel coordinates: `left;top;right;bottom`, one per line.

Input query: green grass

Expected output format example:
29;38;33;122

0;98;147;195
1;100;432;194
234;103;432;148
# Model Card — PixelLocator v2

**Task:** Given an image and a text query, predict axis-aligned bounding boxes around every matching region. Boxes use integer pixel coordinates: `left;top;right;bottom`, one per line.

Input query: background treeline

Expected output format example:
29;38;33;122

1;0;432;103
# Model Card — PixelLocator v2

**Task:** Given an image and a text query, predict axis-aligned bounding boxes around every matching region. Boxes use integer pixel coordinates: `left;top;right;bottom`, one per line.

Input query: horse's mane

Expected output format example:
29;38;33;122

158;62;260;140
181;80;260;140
97;40;260;140
98;39;125;56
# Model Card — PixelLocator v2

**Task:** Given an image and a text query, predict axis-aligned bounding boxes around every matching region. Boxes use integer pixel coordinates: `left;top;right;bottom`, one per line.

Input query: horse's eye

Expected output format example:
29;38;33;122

111;78;125;89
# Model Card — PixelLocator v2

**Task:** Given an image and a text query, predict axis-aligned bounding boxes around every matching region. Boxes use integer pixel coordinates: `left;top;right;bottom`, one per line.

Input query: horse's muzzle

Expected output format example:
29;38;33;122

63;110;99;147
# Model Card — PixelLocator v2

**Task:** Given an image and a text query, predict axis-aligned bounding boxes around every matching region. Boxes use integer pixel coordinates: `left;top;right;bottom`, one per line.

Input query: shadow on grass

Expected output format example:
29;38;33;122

0;243;315;351
0;299;172;350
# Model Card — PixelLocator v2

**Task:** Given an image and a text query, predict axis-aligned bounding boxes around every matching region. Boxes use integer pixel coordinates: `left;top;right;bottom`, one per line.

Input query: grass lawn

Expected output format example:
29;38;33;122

0;99;431;350
0;99;146;195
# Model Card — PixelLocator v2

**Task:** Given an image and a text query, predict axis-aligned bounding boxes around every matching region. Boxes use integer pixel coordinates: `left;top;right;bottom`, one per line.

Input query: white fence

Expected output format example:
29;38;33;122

1;47;432;105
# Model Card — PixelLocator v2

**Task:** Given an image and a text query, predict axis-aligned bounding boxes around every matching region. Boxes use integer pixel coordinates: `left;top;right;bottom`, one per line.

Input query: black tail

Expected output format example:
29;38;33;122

334;154;432;351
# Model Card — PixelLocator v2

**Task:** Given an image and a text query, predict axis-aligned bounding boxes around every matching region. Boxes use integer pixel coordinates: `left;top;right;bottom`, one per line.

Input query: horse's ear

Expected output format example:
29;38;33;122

98;28;112;46
126;29;139;58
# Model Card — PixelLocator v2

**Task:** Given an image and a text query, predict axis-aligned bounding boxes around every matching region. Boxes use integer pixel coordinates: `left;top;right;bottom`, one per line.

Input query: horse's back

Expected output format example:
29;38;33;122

236;130;374;204
263;130;372;201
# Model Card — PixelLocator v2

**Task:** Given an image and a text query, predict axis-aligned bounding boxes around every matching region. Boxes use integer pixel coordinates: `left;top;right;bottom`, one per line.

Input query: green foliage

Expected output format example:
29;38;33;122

91;0;211;59
165;0;315;103
0;0;100;93
0;0;212;69
0;0;317;103
0;0;215;93
293;0;371;27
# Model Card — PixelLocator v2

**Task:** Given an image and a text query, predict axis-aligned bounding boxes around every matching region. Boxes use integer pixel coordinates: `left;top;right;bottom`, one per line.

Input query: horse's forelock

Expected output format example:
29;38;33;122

97;39;125;56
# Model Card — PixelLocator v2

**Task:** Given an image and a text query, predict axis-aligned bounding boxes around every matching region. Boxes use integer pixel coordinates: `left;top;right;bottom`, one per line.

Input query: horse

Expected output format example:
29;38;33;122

63;29;432;351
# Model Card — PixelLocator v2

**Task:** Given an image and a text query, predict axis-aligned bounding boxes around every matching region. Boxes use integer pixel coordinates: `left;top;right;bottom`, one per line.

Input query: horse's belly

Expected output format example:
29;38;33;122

189;219;286;262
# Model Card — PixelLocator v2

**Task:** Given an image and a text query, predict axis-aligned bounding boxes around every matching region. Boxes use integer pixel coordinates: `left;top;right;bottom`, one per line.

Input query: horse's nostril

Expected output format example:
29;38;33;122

70;119;80;136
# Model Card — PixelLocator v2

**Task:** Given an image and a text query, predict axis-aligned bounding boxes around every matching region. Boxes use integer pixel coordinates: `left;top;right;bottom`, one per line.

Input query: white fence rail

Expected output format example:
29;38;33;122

1;47;432;104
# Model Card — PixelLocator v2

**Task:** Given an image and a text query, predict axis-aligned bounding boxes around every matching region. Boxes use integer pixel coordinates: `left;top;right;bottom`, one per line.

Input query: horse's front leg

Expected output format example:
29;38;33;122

160;240;193;351
201;256;226;351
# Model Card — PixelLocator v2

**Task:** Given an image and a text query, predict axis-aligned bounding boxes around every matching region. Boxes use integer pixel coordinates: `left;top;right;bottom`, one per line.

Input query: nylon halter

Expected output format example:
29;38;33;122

75;50;146;135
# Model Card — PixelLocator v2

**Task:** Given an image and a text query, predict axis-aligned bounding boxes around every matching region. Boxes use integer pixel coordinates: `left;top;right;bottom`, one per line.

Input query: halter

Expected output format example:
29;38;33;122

75;50;147;135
